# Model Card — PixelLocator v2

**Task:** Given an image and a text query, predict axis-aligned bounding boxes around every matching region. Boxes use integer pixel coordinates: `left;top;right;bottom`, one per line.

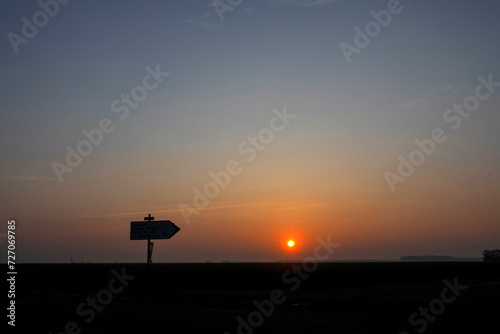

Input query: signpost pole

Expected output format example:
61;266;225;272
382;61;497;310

147;238;151;269
144;214;154;269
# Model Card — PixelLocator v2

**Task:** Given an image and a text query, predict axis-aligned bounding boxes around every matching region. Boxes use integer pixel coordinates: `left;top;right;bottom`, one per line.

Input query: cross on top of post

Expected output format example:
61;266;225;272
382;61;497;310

144;214;154;222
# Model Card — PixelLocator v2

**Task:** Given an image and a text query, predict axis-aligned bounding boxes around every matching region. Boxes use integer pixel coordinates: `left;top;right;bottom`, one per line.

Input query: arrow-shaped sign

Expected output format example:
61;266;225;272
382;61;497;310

130;220;180;240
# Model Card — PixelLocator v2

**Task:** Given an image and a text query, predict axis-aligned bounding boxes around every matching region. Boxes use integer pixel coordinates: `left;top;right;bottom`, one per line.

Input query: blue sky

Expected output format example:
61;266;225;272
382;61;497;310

1;0;499;262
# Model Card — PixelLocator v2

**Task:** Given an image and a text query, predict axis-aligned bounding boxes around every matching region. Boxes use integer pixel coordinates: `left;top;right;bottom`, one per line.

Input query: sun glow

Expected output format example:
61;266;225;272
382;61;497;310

287;240;295;247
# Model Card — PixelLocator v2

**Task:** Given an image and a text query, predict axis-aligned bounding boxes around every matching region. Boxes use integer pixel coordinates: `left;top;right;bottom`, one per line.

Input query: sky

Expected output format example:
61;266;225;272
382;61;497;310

1;0;499;263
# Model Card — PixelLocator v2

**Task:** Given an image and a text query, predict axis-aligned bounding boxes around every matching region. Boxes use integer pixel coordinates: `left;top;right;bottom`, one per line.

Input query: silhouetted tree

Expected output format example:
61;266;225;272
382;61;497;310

482;249;500;262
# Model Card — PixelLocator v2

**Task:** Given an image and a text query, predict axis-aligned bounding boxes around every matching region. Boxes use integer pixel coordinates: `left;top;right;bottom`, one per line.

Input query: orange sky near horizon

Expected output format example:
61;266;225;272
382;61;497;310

8;142;500;263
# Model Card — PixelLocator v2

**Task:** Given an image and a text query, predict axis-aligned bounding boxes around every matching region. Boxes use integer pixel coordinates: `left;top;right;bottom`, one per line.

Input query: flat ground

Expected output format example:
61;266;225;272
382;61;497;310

11;262;500;333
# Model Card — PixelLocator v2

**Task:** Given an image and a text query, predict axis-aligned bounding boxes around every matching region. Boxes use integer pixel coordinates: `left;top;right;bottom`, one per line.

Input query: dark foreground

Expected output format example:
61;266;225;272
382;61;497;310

10;262;500;334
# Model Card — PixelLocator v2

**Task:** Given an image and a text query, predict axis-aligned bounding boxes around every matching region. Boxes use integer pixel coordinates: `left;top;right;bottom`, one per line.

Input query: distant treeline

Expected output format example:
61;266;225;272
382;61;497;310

482;249;500;262
400;256;481;262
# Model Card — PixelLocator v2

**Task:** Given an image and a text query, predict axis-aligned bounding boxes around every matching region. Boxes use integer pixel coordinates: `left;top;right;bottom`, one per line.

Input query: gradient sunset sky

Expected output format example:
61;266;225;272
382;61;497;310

1;0;499;263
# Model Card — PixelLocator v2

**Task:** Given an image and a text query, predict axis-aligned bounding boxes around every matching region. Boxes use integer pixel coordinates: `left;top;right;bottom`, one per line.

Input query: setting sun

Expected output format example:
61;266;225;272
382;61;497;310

287;240;295;247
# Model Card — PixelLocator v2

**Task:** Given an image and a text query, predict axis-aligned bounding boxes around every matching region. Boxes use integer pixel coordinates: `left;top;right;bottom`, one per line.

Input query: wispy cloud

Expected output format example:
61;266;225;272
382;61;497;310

186;11;221;29
400;98;430;108
78;201;321;219
2;175;56;182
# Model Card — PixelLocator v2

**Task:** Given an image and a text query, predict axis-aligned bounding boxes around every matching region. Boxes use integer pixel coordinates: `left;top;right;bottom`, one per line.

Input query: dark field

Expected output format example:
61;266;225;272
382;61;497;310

11;262;500;334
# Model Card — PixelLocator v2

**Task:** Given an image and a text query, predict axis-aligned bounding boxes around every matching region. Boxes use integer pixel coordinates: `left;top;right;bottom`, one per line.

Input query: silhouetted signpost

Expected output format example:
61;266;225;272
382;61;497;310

130;214;180;267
